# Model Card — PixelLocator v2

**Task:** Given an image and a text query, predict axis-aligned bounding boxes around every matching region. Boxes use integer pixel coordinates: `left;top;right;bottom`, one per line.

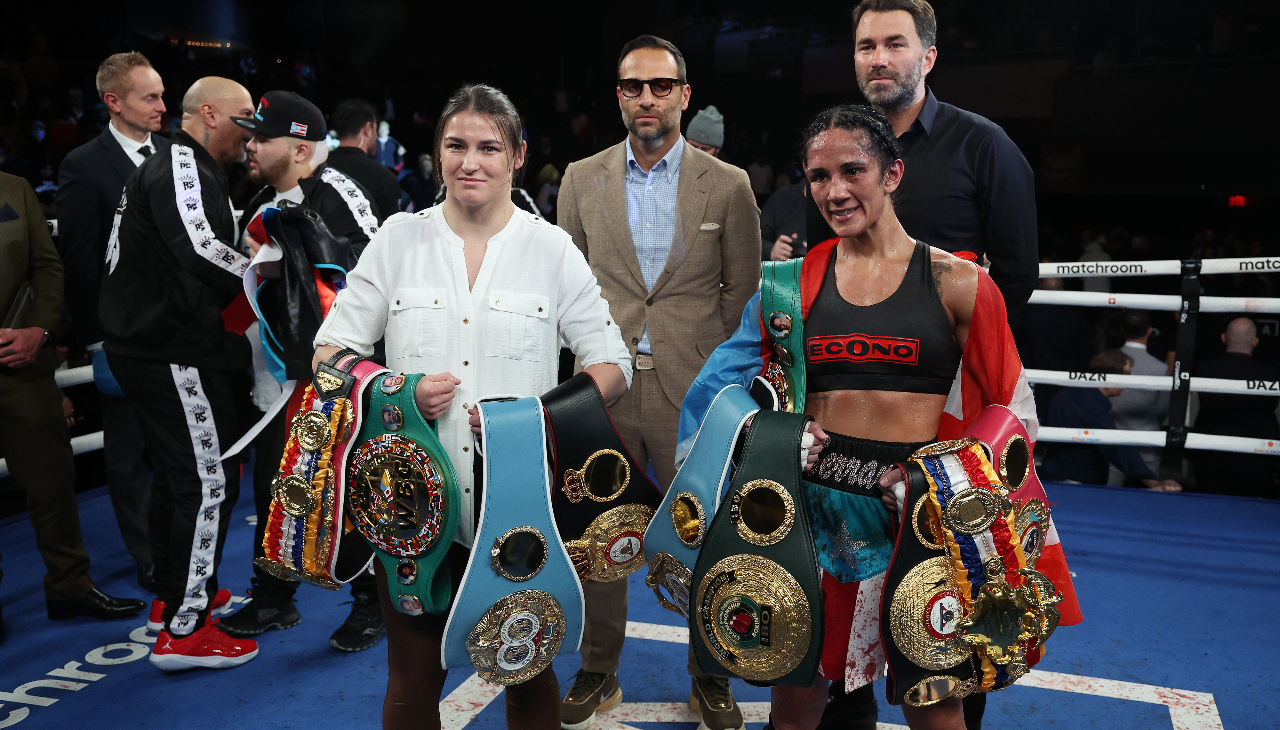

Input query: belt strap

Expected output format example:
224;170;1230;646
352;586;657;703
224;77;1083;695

442;397;584;684
761;259;806;413
689;409;823;687
643;384;759;617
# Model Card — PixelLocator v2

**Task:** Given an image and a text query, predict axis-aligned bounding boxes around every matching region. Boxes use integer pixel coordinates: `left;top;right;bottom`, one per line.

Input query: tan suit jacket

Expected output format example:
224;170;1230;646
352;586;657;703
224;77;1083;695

558;141;760;408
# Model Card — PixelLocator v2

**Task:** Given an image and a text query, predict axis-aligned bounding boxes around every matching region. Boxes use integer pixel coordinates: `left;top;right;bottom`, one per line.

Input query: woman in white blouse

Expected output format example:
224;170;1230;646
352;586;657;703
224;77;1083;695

313;84;631;730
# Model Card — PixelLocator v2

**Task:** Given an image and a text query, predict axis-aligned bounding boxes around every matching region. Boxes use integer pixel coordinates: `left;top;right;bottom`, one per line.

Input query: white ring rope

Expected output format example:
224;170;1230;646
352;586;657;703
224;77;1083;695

1025;368;1280;395
1036;426;1280;456
1040;256;1280;278
1027;289;1280;314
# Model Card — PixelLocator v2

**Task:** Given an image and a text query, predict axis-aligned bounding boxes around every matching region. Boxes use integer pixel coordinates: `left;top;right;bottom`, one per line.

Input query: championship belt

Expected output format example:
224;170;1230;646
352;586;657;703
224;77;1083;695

882;437;1062;707
689;410;823;687
542;373;662;583
257;350;381;589
347;371;460;615
760;259;806;413
966;406;1051;567
643;384;759;618
441;397;583;686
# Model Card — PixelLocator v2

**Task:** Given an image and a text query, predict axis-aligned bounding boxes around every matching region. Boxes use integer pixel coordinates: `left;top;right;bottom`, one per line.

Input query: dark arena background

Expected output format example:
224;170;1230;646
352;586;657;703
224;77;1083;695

0;2;1276;729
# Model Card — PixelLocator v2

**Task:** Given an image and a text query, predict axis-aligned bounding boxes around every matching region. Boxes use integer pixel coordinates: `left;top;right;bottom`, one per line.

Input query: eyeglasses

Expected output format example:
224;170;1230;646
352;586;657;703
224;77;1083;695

618;78;682;98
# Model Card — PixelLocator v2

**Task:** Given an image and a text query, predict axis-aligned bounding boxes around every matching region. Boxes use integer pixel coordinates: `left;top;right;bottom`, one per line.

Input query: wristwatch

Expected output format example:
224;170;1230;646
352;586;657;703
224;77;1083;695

39;328;52;347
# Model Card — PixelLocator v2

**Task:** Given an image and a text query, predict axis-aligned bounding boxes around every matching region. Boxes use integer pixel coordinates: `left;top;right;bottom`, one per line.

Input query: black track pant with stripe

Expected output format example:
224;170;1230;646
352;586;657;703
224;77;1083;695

109;353;251;635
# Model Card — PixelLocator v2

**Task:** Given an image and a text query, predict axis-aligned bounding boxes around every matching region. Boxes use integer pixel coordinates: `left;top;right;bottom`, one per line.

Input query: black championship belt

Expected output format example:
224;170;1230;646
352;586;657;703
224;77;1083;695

542;373;663;582
689;410;823;687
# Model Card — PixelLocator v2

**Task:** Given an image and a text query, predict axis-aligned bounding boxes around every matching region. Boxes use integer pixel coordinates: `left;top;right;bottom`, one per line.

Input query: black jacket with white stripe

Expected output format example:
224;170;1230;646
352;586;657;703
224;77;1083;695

234;164;381;255
100;129;252;371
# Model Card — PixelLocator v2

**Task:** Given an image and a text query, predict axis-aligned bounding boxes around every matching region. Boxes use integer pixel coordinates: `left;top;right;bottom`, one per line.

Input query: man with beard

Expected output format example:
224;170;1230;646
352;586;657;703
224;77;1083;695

216;90;384;654
326;98;401;224
852;0;1038;325
557;34;759;730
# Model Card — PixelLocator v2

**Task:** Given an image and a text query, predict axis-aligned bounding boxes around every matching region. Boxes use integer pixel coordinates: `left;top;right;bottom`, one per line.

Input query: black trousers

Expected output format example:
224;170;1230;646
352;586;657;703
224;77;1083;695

109;353;250;635
249;404;376;602
100;393;156;567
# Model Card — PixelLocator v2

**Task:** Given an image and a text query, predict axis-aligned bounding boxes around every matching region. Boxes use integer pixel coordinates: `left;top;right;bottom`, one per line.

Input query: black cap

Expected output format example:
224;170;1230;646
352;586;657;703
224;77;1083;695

232;91;327;141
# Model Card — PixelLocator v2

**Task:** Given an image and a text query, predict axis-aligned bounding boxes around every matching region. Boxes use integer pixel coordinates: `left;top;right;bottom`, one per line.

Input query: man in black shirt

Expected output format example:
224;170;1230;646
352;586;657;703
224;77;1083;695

101;76;261;672
852;0;1038;324
326;98;401;224
1193;318;1280;498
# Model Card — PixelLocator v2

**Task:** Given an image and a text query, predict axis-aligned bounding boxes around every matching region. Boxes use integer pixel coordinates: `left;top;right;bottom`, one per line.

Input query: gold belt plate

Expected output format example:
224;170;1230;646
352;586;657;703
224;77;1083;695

694;554;811;681
563;503;655;582
465;589;566;686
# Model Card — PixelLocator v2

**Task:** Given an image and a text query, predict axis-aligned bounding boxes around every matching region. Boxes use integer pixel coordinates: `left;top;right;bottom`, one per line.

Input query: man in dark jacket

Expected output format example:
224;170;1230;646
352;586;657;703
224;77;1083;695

100;76;260;671
325;98;400;224
1193;317;1280;498
56;51;170;590
1;171;146;637
217;90;385;652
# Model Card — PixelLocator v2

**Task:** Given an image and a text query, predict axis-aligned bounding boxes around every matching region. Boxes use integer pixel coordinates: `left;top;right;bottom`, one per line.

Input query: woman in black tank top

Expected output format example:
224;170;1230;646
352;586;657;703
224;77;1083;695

773;107;980;730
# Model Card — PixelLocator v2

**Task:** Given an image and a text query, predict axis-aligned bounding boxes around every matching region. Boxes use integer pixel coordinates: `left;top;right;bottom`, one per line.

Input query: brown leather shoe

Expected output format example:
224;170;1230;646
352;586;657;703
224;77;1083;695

689;675;745;730
560;669;622;730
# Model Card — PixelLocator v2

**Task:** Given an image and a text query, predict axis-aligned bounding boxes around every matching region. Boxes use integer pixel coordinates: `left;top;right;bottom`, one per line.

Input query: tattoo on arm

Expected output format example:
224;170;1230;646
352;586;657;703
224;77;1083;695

930;261;952;300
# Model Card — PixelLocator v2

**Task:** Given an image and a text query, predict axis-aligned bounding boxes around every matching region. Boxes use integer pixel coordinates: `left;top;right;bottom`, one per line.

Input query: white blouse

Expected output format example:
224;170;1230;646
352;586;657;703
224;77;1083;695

314;206;632;546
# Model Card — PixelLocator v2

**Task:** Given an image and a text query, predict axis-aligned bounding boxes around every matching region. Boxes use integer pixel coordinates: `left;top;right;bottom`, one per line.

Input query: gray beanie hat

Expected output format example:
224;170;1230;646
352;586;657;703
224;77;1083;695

686;105;724;148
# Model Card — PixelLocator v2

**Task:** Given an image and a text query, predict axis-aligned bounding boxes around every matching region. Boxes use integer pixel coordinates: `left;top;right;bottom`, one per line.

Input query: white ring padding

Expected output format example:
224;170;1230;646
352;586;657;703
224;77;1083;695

1026;369;1280;395
54;365;94;388
1028;289;1280;314
1040;257;1280;278
1037;426;1280;456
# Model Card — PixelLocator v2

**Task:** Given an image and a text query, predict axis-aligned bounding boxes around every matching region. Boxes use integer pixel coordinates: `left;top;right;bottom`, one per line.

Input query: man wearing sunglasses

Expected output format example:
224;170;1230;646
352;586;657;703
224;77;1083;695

557;34;760;730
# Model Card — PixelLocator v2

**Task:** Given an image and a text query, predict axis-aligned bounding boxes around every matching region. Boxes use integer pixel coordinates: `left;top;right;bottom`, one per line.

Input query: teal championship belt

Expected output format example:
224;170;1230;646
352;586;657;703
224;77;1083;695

690;410;823;687
643;384;759;618
760;259;806;413
347;372;460;616
442;397;584;686
543;373;663;583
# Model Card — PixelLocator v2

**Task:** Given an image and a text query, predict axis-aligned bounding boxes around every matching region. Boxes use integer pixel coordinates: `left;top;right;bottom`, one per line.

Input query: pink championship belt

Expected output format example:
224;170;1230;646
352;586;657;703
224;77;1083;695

256;356;387;589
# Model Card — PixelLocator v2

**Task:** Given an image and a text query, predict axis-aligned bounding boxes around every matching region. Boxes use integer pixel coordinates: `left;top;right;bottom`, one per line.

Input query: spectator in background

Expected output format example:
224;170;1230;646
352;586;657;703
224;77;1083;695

374;119;405;171
1040;349;1182;491
0;170;147;635
1108;310;1170;483
685;105;723;157
1078;229;1112;293
746;153;774;206
760;179;834;261
1013;268;1093;423
1192;317;1280;498
56;51;170;592
533;162;560;219
853;0;1038;326
327;98;401;223
400;153;435;212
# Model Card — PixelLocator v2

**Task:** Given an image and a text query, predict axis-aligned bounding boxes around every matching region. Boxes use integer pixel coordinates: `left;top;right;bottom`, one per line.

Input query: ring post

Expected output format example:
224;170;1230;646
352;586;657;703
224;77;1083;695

1161;258;1201;479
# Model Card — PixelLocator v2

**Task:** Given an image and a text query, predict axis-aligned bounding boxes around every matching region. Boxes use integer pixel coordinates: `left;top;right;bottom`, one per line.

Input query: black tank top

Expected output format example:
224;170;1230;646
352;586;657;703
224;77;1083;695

805;241;962;395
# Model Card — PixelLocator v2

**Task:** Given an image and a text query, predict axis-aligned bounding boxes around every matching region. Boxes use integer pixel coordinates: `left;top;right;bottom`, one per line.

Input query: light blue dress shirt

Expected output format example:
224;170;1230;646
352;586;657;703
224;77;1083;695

624;136;684;354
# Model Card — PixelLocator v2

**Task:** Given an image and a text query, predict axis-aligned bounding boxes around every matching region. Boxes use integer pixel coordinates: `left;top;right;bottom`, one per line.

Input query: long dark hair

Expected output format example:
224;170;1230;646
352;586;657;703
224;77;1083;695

433;83;525;188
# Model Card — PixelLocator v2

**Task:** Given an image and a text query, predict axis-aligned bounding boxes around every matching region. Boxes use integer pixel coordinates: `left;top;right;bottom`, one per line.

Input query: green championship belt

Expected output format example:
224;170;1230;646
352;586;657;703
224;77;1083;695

760;259;806;413
689;410;823;686
347;372;460;615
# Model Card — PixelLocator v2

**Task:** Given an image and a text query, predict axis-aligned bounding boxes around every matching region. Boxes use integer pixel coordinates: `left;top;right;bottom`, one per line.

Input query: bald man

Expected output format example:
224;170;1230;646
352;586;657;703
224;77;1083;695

100;77;262;671
1194;317;1280;497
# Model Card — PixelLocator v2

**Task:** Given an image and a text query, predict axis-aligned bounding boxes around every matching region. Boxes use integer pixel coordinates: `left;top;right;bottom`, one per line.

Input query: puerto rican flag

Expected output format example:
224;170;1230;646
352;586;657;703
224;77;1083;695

677;238;1081;690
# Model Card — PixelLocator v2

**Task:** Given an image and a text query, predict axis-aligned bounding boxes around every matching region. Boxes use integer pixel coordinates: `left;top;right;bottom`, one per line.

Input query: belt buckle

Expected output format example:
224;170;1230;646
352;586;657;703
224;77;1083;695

635;353;654;370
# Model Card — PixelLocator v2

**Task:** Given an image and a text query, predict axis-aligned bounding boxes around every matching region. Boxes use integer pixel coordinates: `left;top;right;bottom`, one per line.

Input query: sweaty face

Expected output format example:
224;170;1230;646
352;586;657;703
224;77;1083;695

439;110;524;209
804;128;894;239
116;66;166;133
617;48;690;143
246;135;295;186
854;10;930;112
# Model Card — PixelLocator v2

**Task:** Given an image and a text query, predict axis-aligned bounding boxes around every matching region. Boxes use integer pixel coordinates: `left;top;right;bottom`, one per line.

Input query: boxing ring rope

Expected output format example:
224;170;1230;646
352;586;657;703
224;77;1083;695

1031;255;1280;472
6;255;1280;479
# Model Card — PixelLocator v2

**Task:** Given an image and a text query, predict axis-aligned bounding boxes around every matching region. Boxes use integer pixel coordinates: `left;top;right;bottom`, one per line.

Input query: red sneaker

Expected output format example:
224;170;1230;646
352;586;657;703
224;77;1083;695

146;590;233;631
150;618;259;671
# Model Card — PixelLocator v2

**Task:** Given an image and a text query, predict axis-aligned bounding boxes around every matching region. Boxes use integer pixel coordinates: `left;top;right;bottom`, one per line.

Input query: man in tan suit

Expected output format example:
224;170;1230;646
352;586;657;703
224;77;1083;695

557;35;760;730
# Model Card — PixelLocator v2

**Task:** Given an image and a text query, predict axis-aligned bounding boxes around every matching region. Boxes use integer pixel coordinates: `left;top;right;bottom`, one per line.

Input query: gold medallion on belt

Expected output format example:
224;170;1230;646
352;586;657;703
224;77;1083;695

562;503;654;582
694;554;811;681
